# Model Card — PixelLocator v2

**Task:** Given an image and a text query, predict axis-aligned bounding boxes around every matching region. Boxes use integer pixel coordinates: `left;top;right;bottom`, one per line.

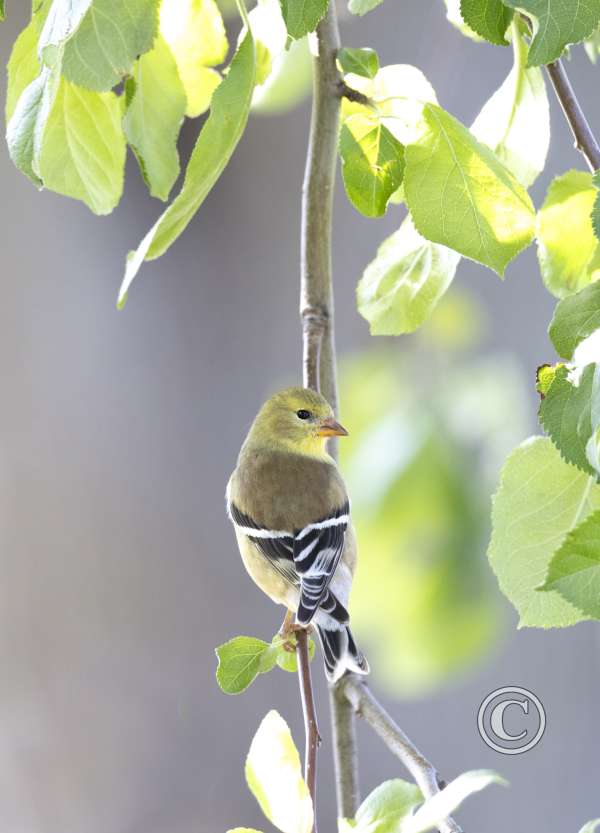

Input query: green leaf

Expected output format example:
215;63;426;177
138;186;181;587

404;103;535;275
459;0;513;45
245;710;313;833
61;0;160;91
123;36;187;201
350;780;422;833
403;771;506;833
117;31;255;308
488;436;599;627
348;0;384;14
215;636;272;694
279;0;328;38
5;12;42;123
540;509;600;617
38;0;93;65
338;47;379;79
36;79;125;214
160;0;228;117
536;170;600;298
272;634;315;672
0;1;5;20
536;363;561;396
6;66;59;185
539;364;599;475
340;114;405;218
501;0;600;65
357;216;460;334
579;821;600;833
549;281;600;360
471;29;549;188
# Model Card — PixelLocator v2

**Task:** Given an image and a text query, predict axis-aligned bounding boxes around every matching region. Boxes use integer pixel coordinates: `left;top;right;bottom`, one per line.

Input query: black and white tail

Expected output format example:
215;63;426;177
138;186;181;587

316;623;369;683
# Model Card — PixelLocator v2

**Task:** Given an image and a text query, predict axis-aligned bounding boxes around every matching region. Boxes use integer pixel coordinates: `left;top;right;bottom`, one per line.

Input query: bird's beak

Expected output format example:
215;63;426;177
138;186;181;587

317;418;349;437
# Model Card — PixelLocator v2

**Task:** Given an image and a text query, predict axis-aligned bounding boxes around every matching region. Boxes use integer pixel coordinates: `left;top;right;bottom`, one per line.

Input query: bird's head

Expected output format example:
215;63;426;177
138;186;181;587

247;386;348;458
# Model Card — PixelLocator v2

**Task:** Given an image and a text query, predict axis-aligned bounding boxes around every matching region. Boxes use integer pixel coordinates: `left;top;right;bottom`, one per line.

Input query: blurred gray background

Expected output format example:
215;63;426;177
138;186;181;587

1;2;599;832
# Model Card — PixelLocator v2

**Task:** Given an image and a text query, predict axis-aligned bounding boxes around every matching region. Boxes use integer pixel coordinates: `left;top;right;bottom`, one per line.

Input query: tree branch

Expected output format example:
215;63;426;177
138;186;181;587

341;676;463;833
299;5;463;833
296;629;321;832
545;57;600;172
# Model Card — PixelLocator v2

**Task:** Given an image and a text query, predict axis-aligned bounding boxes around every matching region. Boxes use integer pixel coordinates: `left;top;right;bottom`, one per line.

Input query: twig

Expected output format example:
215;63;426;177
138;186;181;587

329;681;360;817
296;629;321;832
341;676;463;833
545;58;600;172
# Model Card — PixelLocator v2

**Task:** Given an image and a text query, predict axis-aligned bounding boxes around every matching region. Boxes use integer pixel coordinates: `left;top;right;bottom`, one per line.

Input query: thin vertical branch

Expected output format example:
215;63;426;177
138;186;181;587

296;629;321;831
299;0;362;820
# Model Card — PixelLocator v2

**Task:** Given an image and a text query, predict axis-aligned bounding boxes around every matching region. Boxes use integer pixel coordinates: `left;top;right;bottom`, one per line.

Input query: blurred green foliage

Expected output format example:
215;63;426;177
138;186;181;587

339;291;529;696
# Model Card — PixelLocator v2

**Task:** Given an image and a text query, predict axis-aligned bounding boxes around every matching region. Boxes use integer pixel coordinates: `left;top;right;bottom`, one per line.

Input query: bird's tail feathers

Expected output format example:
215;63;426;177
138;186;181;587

316;623;369;684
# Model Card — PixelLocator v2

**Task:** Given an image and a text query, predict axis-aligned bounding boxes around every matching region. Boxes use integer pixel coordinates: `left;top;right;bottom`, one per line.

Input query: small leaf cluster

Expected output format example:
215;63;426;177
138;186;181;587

215;632;315;694
489;284;600;626
228;709;505;833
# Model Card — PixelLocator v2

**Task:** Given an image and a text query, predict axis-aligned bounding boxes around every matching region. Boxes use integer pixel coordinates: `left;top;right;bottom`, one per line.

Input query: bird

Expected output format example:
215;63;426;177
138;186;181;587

226;386;369;683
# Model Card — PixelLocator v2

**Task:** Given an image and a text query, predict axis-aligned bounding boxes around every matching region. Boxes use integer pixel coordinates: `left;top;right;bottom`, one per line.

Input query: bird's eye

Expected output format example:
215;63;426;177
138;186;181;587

296;409;311;420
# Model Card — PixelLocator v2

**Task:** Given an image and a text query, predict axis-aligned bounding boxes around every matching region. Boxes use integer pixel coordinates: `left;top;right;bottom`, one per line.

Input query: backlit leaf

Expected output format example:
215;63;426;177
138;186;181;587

160;0;229;117
536;170;600;298
340;113;405;218
118;31;255;307
403;771;506;833
124;36;187;201
501;0;600;65
5;12;41;123
351;780;421;833
245;711;313;833
549;281;600;359
488;436;598;627
6;66;59;185
36;79;126;213
357;216;460;334
404;103;535;275
471;30;549;187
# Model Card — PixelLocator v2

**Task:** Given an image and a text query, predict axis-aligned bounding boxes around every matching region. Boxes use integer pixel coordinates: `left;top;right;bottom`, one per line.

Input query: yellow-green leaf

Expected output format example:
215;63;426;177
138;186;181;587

340;113;404;218
488;436;598;628
160;0;228;117
124;36;187;201
404;103;535;275
118;31;255;307
536;170;600;298
245;711;313;833
5;12;41;123
36;79;126;214
357;216;460;334
279;0;328;38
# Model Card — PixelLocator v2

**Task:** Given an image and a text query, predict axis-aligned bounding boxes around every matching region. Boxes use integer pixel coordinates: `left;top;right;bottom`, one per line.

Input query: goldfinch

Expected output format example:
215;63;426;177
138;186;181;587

226;387;369;683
